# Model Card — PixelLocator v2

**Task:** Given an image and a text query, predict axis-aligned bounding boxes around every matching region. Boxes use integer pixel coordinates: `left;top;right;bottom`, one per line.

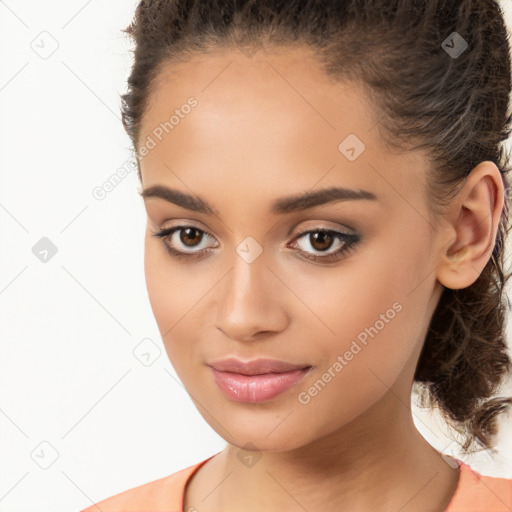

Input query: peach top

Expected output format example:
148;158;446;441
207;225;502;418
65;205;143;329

79;453;512;512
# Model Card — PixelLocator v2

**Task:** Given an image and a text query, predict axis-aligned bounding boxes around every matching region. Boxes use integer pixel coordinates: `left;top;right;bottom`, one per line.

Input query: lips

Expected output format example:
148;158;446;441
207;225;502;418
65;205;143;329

207;357;311;375
207;357;313;403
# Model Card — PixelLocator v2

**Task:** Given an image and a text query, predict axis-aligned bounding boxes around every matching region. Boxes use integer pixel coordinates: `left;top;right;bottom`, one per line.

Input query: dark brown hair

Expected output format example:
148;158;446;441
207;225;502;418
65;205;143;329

121;0;512;453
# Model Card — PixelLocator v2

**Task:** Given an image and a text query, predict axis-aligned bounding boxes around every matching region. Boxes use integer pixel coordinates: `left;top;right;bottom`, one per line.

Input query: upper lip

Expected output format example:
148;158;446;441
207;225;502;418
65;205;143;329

207;357;311;376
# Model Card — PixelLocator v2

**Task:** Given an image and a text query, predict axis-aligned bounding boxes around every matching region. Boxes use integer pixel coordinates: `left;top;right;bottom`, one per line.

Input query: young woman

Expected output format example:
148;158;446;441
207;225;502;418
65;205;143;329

81;1;512;511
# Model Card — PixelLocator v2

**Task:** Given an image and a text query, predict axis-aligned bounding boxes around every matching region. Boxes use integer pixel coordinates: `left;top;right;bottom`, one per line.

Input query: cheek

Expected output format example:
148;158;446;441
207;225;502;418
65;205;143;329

292;240;429;405
143;232;210;372
143;233;191;346
144;233;171;328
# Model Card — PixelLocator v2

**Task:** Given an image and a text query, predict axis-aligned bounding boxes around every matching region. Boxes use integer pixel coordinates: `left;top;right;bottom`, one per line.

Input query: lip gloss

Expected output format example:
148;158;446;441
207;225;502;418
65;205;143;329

210;367;311;403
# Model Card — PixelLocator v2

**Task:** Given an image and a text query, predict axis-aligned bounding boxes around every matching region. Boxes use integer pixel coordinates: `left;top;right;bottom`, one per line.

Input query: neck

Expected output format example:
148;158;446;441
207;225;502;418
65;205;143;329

185;388;460;512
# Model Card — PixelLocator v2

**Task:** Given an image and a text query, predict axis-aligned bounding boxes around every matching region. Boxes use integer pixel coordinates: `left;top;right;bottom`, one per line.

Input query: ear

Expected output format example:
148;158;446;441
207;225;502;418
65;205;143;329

436;161;505;290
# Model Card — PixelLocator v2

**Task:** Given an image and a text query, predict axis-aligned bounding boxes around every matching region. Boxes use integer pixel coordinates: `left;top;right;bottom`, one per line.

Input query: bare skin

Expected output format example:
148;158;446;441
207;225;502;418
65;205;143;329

137;45;504;512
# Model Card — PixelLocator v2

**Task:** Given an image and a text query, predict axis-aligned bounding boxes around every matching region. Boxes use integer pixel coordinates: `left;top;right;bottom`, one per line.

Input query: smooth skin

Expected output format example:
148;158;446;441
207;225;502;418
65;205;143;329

138;45;504;512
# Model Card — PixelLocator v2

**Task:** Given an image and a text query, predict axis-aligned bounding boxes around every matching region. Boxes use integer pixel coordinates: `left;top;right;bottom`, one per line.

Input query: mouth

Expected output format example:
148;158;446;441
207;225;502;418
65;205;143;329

207;357;311;375
207;358;313;403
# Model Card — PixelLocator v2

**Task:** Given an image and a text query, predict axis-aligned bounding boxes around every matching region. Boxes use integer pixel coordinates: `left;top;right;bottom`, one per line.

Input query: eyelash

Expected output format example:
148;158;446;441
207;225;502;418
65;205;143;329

150;225;361;263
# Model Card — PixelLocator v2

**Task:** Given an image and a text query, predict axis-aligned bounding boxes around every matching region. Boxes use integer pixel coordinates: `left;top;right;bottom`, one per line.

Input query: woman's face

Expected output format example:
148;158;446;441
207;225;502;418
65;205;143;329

139;47;446;451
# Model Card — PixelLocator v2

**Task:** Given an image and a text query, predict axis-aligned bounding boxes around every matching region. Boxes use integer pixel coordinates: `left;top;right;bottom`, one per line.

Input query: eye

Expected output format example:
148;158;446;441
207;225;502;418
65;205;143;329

151;225;361;264
150;225;218;261
288;229;361;263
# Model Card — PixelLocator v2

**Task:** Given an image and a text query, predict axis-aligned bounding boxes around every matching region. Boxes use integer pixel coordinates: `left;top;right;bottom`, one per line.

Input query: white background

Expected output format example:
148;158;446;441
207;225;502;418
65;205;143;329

1;2;511;511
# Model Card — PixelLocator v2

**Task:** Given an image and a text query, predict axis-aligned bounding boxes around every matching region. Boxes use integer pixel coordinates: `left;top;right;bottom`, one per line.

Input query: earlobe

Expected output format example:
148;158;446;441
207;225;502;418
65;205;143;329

435;161;504;291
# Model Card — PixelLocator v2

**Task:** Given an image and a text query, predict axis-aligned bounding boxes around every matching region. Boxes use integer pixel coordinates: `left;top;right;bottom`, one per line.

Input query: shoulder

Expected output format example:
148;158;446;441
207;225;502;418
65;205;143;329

446;462;512;512
78;456;214;512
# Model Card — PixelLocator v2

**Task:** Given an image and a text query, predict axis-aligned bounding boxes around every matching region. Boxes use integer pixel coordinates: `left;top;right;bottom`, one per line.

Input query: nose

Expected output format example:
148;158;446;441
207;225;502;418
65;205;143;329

214;248;289;342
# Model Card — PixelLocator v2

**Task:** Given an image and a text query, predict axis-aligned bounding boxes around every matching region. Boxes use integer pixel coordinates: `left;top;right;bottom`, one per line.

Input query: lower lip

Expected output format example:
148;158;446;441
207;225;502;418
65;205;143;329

210;366;311;403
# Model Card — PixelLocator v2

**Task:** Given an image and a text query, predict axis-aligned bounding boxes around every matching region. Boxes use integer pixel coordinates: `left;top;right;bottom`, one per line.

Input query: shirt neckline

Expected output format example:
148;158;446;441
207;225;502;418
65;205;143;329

442;458;466;511
179;452;220;512
179;454;472;512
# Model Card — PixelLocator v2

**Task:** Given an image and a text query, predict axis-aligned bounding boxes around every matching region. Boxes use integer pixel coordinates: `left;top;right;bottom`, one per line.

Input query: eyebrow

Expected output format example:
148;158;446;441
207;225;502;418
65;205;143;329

139;184;377;215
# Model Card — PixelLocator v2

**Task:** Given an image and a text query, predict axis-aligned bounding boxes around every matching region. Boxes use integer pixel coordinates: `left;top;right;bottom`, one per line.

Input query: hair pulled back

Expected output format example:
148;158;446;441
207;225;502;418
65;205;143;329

121;0;512;453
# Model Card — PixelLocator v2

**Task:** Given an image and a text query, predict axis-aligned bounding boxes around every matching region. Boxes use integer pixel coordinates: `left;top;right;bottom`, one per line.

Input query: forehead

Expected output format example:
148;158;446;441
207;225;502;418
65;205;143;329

138;47;429;212
142;46;378;142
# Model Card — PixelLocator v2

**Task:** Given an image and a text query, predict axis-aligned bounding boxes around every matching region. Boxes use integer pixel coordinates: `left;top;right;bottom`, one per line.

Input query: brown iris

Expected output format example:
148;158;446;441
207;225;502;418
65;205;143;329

309;231;334;252
180;227;203;247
